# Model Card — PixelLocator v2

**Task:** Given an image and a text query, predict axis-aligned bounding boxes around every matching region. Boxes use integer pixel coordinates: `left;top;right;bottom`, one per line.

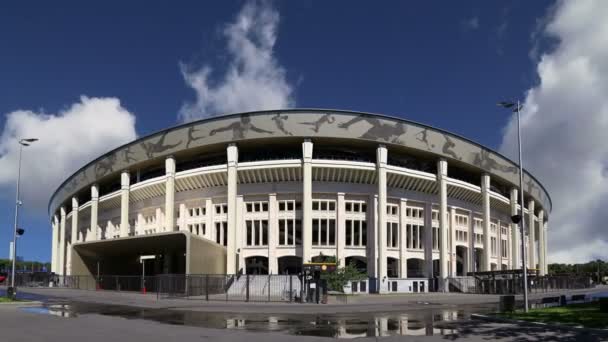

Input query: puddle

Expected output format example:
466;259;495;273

19;302;494;338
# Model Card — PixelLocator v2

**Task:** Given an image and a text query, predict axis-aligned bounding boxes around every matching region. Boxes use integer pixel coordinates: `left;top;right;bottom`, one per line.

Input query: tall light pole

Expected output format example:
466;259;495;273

498;100;529;312
10;138;38;292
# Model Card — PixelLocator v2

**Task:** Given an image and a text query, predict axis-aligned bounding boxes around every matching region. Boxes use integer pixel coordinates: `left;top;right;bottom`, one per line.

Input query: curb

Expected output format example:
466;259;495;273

0;300;44;307
471;313;608;335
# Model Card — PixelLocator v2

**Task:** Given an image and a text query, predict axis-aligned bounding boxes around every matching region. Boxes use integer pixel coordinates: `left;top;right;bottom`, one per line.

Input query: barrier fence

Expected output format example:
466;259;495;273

7;273;303;303
6;272;594;300
447;275;593;294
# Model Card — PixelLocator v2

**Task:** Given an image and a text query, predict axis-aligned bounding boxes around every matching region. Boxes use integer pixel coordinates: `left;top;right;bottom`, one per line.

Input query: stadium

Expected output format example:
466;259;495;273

47;109;551;294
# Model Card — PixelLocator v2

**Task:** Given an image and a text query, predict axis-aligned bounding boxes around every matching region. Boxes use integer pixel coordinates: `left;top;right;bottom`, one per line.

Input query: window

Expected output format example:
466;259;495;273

345;200;367;213
345;219;367;247
432;211;439;221
189;207;206;217
407;207;424;219
433;227;440;250
455;214;468;227
312;200;336;212
245;201;268;213
406;224;424;249
475;233;483;245
491;237;497;256
312;218;336;246
215;204;228;214
215;222;227;246
387;222;399;248
501;239;508;258
501;226;508;236
246;220;268;246
278;219;299;246
278;200;298;212
456;230;468;243
491;222;498;235
387;204;398;216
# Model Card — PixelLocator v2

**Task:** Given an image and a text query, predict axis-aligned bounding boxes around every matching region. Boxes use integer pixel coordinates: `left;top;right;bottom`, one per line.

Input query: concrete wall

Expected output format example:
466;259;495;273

187;234;227;274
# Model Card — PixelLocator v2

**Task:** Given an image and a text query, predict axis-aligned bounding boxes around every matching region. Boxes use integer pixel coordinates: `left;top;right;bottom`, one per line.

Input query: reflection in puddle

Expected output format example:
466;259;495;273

20;303;491;338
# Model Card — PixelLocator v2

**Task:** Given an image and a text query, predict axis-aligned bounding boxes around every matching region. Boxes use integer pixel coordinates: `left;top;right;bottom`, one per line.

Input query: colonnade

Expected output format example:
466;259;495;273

50;140;549;287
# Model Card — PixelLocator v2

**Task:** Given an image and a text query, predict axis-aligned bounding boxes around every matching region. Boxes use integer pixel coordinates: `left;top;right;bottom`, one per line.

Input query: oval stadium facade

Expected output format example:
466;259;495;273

48;109;550;293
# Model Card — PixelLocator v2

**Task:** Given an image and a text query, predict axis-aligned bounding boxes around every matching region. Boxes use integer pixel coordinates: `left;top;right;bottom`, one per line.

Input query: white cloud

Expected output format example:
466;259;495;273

499;0;608;264
0;96;137;214
178;1;295;122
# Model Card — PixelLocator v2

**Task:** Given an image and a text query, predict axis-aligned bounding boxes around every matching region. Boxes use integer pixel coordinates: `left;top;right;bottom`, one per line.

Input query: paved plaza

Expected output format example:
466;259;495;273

0;286;605;341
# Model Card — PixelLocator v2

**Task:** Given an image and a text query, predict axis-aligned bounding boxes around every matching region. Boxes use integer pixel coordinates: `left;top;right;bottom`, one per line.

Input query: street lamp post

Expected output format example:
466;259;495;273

498;100;529;312
9;138;38;294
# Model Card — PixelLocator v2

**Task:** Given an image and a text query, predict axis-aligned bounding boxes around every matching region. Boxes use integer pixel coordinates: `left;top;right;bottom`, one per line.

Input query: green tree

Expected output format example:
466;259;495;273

321;261;367;292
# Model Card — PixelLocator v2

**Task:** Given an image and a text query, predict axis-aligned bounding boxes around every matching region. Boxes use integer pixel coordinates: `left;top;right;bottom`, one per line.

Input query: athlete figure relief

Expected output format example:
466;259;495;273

123;146;137;163
186;126;205;148
338;115;406;143
415;128;435;150
272;113;292;135
140;132;182;159
209;114;273;140
441;134;461;160
95;153;117;178
472;149;518;174
300;113;335;133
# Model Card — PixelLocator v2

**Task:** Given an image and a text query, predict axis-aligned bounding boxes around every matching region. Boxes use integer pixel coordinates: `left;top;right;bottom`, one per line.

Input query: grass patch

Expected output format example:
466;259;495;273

500;302;608;329
0;297;20;303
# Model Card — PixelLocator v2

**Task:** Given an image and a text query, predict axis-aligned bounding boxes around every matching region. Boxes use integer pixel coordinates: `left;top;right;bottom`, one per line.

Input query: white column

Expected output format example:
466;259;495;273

51;215;59;273
178;203;187;231
58;207;66;275
268;193;278;274
437;159;449;288
226;144;238;274
302;139;313;263
423;201;433;277
468;211;474;272
120;171;130;237
336;193;346;267
400;199;409;278
377;145;388;286
538;209;545;276
543;221;548;274
527;200;535;270
510;188;519;269
367;195;378;278
90;185;99;242
497;219;502;269
481;174;491;271
165;156;176;232
236;195;244;272
205;199;213;240
449;206;457;276
68;197;78;275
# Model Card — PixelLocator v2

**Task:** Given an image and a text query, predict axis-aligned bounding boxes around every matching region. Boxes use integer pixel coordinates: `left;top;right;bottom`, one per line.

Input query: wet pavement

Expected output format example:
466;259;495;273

18;299;498;338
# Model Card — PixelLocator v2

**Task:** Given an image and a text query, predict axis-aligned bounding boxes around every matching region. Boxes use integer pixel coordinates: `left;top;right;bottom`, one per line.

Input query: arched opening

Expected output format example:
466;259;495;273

387;257;400;278
490;263;497;271
407;258;424;278
278;256;302;275
456;246;468;276
345;256;367;274
501;263;508;270
245;256;268;275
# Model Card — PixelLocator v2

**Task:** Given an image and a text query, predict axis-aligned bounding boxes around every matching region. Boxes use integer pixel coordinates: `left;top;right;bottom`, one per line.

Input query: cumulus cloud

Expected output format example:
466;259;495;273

0;96;137;214
178;0;295;122
499;0;608;263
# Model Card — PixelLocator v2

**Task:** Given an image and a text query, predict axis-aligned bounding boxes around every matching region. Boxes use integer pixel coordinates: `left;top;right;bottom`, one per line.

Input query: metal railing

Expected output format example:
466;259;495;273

446;275;593;294
10;273;303;303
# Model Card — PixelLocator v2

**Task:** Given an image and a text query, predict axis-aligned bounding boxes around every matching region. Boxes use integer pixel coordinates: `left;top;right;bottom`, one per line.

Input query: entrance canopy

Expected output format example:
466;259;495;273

72;232;226;277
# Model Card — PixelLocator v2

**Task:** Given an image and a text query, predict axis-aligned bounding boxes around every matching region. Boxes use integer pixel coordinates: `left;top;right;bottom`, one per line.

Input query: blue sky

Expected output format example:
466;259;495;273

2;0;599;263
